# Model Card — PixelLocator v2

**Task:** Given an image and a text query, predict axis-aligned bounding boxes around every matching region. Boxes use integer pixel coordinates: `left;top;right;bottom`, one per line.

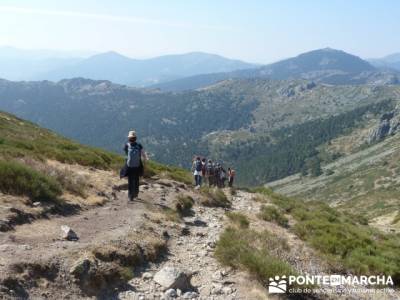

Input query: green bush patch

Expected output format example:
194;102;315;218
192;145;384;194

226;211;249;228
200;187;231;208
254;187;400;283
215;226;295;286
175;195;194;217
0;160;62;202
258;205;289;228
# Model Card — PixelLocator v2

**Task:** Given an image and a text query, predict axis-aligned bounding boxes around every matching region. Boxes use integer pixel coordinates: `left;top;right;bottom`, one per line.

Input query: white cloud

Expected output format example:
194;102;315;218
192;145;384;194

0;5;232;31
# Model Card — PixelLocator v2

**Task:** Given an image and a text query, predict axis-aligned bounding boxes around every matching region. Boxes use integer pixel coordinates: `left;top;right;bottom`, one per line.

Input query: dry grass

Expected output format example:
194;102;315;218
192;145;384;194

200;187;231;208
226;211;250;228
252;194;268;203
174;195;194;217
215;226;295;286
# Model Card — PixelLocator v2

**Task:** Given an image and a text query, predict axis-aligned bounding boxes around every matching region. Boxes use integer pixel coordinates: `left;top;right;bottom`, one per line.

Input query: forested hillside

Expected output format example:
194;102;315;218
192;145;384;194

0;77;399;185
218;100;395;185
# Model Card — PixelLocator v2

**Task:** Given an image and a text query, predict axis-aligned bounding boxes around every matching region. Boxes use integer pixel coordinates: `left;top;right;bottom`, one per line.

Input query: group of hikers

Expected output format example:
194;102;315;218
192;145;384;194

121;130;235;202
191;156;235;189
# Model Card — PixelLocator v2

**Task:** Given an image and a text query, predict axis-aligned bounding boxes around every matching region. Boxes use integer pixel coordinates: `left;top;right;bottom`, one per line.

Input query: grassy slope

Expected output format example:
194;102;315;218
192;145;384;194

0;111;123;169
268;132;400;228
250;187;400;283
0;111;191;203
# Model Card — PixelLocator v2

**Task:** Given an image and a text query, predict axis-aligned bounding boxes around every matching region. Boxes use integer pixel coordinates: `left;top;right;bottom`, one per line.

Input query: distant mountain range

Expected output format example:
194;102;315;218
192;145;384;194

1;46;400;91
368;53;400;71
0;47;257;86
153;48;400;91
0;46;91;81
39;51;257;86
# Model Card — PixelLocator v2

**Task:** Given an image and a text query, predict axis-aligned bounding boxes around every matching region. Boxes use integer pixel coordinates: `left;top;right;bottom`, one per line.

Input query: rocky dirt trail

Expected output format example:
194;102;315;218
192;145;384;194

119;189;267;300
0;176;190;299
118;189;337;300
2;174;396;300
0;175;273;299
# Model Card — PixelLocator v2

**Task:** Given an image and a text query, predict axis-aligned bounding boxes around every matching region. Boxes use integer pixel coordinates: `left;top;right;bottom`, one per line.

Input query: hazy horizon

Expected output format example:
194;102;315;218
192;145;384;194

0;0;399;64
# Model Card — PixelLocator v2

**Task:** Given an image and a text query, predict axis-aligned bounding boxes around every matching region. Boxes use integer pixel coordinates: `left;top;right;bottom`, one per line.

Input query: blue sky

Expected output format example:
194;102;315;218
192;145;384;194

0;0;399;63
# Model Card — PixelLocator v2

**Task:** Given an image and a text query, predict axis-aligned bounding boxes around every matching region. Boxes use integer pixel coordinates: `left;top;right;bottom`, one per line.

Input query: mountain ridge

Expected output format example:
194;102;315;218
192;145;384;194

0;47;257;86
152;48;400;91
369;52;400;71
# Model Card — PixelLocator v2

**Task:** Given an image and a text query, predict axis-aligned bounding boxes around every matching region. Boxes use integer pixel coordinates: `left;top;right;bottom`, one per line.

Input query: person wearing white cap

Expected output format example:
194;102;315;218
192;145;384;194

123;130;148;201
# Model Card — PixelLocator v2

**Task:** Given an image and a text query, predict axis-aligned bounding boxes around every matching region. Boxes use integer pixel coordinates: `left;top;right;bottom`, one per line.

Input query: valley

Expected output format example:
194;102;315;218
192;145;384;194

0;76;399;186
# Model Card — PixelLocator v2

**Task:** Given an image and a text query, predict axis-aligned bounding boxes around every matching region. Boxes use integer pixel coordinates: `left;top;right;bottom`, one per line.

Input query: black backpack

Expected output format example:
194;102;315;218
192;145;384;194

195;160;202;172
126;143;141;168
207;164;215;175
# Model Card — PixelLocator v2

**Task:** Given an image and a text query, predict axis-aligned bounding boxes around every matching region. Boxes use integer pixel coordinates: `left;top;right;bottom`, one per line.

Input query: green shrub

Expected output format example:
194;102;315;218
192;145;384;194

158;195;195;222
258;205;289;228
251;186;400;282
215;226;295;285
226;212;249;228
0;160;62;202
175;195;194;216
118;267;135;281
53;168;88;197
251;187;296;212
200;187;231;208
294;218;400;280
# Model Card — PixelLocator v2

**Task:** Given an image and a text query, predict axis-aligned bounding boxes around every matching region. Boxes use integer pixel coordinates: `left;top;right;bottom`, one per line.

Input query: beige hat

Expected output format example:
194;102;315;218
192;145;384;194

127;130;137;138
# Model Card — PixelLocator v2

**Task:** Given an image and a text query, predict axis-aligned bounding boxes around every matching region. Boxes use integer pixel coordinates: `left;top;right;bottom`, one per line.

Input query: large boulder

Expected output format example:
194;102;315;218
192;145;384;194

153;266;191;291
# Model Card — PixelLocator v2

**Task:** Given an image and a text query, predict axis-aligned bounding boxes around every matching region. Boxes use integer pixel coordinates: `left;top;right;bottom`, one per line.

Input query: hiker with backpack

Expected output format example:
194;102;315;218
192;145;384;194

123;130;148;201
192;156;203;189
220;165;227;188
215;163;222;188
206;159;215;187
228;167;236;187
214;163;219;187
201;158;207;185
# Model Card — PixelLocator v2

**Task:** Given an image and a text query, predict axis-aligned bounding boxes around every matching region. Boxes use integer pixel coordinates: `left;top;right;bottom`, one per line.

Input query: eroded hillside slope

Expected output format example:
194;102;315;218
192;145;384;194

268;123;400;232
1;112;399;299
